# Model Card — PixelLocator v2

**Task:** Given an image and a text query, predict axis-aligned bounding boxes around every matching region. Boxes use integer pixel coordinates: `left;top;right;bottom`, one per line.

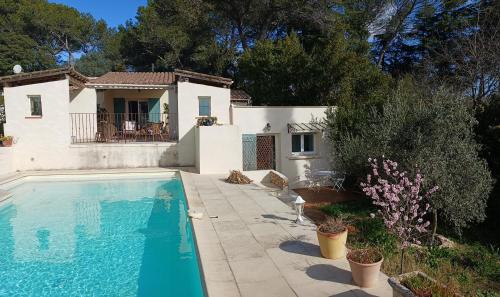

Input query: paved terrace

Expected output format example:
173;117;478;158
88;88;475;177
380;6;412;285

181;171;392;297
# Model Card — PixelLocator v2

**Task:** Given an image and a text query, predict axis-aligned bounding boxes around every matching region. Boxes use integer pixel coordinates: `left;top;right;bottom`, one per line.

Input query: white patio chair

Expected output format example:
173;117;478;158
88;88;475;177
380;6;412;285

122;120;137;141
313;170;346;191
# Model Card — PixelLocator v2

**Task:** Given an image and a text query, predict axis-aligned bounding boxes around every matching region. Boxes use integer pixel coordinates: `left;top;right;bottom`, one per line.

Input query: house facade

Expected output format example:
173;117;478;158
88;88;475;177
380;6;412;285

0;67;331;184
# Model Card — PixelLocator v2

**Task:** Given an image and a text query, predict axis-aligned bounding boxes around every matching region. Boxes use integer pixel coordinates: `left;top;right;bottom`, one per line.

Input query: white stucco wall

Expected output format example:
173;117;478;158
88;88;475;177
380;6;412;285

231;106;331;184
177;81;231;166
195;125;242;174
0;148;14;177
70;87;97;113
4;79;74;170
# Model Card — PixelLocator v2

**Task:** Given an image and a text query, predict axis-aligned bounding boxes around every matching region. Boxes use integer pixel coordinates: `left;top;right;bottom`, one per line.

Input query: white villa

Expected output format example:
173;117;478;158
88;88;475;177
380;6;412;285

0;67;330;182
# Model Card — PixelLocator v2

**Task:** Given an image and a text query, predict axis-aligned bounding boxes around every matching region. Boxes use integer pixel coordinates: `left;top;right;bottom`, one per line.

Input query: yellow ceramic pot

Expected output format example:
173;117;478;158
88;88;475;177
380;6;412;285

316;227;348;259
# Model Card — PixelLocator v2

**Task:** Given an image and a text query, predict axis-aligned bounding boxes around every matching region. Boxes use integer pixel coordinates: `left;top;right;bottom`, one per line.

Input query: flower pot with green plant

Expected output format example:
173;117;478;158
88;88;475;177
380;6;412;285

347;248;384;287
0;136;13;147
360;157;439;291
316;217;348;259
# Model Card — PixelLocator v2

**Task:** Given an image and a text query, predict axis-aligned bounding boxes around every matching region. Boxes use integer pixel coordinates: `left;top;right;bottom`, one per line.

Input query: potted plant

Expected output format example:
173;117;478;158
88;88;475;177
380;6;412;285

360;157;439;291
388;271;459;297
196;116;217;126
347;248;384;287
316;217;348;259
0;136;13;147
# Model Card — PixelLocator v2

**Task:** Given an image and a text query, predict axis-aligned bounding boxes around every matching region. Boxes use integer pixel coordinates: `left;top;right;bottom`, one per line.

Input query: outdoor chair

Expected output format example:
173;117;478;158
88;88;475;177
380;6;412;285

313;170;346;191
150;123;164;141
122;120;137;142
331;171;346;191
96;121;118;143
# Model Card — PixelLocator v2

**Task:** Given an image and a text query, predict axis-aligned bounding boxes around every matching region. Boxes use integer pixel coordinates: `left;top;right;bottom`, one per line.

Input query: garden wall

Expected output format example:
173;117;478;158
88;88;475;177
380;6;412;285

0;147;14;177
195;125;242;174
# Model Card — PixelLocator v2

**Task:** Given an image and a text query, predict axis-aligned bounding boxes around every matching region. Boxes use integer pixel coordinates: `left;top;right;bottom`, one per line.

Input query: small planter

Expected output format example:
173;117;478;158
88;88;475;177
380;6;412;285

316;218;347;259
1;137;13;147
317;227;348;259
347;249;384;288
388;271;460;297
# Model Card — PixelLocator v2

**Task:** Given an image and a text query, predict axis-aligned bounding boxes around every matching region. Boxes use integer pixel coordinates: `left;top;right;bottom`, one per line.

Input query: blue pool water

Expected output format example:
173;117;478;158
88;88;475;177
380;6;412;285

0;176;205;297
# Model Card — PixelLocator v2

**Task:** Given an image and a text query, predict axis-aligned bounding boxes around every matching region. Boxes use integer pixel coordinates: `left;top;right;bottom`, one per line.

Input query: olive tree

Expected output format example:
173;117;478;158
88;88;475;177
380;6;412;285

328;82;493;236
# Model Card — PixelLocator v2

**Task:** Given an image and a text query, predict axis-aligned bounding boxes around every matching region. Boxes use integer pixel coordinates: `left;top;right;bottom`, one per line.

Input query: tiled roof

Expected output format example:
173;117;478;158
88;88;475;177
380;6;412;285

174;69;233;86
230;89;251;101
0;67;88;87
88;72;175;85
88;70;233;87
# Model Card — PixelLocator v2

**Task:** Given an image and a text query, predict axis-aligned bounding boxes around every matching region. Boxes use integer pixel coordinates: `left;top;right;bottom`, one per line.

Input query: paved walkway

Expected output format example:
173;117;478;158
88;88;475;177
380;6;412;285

181;172;392;297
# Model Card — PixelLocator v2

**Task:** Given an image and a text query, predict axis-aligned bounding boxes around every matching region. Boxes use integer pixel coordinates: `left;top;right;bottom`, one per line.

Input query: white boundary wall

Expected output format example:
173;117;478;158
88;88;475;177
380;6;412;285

195;125;242;174
0;148;14;177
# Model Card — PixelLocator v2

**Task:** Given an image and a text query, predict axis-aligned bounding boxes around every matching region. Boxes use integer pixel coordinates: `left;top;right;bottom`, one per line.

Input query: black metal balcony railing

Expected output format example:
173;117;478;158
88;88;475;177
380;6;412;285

70;113;178;144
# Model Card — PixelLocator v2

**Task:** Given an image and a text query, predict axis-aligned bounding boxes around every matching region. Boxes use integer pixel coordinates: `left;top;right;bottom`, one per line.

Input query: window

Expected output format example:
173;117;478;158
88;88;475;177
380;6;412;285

28;95;42;116
291;133;315;154
199;97;211;116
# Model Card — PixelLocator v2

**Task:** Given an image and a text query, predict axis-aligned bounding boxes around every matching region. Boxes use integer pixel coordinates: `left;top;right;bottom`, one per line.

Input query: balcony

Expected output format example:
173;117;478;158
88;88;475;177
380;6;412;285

70;113;178;144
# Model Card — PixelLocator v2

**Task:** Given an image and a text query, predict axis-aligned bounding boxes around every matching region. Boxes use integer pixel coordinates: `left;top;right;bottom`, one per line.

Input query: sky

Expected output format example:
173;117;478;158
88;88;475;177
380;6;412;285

49;0;147;27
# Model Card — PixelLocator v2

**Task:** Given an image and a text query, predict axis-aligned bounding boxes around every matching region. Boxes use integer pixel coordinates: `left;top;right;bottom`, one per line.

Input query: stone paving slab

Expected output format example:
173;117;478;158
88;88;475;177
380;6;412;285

181;171;392;297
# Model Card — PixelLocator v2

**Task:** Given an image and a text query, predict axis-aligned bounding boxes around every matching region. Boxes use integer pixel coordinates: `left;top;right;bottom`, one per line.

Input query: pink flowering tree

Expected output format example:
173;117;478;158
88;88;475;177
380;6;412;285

360;157;438;274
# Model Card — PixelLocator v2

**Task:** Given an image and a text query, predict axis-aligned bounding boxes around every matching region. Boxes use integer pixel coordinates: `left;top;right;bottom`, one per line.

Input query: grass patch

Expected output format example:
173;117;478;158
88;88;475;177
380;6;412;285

319;200;500;296
320;198;375;219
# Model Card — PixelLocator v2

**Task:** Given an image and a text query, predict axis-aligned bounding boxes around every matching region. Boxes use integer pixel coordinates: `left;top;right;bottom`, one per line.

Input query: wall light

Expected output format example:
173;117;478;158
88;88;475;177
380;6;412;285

264;123;271;132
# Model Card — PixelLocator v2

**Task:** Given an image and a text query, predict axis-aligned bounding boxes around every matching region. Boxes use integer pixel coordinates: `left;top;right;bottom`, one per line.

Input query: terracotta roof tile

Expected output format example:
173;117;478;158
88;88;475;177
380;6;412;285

88;72;175;85
0;67;88;87
230;89;251;100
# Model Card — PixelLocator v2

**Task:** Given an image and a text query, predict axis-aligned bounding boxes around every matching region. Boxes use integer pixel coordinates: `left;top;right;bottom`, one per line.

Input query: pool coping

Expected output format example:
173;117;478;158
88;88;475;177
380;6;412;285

0;167;194;187
179;171;393;297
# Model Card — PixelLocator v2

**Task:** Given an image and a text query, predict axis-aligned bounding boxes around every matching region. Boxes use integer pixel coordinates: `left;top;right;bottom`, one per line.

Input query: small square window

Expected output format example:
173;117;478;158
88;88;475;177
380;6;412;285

199;97;211;116
29;95;42;116
291;133;315;154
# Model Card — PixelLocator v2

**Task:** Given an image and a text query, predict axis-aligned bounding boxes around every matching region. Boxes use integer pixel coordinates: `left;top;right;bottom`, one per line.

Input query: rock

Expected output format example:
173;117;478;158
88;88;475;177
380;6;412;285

436;234;456;248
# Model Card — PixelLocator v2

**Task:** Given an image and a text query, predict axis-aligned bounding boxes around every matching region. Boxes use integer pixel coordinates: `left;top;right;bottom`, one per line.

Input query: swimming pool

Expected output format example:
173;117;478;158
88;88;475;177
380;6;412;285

0;175;205;297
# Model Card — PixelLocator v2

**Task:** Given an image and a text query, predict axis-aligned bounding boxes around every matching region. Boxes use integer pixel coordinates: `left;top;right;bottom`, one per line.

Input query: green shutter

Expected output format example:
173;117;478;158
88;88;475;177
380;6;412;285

242;134;257;170
113;98;125;129
148;98;160;123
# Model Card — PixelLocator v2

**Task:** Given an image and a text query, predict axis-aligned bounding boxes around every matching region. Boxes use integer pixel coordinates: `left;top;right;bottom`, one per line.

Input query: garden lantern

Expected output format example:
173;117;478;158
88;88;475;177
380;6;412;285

294;195;305;224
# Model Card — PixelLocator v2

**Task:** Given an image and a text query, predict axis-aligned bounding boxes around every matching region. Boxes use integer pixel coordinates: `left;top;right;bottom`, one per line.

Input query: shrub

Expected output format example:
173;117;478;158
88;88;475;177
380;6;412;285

327;81;493;234
361;158;437;273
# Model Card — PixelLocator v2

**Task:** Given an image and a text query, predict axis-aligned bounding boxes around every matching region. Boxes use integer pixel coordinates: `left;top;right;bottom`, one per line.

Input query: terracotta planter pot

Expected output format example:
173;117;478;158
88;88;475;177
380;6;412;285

1;138;12;147
347;250;384;288
316;227;348;259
